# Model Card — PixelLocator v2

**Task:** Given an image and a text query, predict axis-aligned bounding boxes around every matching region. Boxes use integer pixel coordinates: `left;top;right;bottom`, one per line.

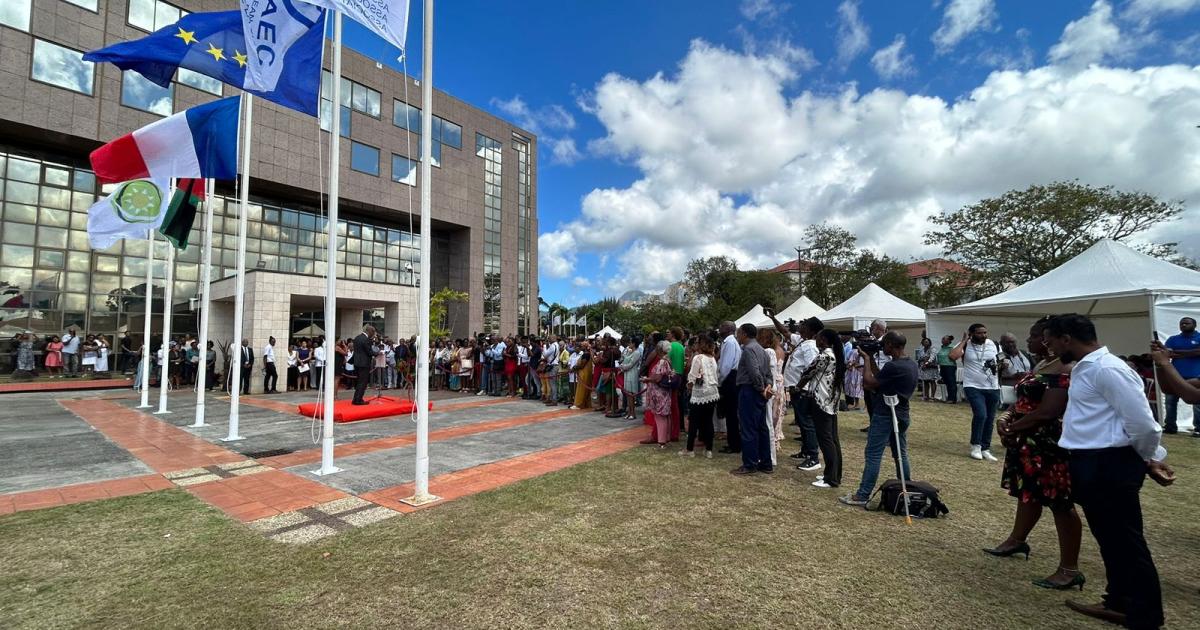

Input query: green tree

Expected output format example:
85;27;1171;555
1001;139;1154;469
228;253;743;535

801;223;859;308
842;251;921;305
682;256;739;305
925;181;1183;293
430;287;469;339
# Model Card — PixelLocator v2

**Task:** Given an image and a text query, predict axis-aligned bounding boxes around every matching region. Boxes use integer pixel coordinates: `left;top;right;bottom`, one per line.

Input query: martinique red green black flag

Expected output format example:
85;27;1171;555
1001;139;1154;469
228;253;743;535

160;178;205;250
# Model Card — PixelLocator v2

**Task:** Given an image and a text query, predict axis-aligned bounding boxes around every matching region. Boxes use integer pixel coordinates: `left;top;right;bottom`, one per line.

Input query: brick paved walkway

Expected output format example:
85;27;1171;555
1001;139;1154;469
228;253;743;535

1;392;647;543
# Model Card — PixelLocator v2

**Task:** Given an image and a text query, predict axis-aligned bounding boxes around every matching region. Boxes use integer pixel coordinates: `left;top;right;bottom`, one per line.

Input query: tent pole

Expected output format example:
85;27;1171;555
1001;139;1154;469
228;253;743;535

1148;292;1167;425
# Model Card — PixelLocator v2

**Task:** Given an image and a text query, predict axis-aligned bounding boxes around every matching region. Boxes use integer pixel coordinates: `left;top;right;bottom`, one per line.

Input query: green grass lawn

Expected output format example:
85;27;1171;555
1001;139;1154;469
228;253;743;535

2;401;1198;629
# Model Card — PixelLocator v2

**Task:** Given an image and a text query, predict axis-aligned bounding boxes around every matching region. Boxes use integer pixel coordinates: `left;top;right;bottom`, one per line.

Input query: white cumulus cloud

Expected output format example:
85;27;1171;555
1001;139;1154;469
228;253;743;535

1048;1;1128;67
932;0;998;53
835;1;870;65
871;35;915;80
544;39;1200;296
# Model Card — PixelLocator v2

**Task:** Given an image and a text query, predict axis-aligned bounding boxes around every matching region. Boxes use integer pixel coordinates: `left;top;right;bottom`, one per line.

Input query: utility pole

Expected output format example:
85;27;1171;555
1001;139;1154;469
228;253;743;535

794;244;812;296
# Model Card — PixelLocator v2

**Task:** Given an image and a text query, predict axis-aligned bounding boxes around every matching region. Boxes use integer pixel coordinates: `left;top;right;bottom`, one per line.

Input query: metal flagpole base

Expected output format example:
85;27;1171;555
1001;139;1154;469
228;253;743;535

154;410;173;415
221;435;245;442
189;420;206;428
310;466;343;476
399;492;440;507
137;404;153;409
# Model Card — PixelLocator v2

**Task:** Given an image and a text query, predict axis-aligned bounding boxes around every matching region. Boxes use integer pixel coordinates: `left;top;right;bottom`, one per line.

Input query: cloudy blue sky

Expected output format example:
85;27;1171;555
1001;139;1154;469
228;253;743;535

346;0;1200;307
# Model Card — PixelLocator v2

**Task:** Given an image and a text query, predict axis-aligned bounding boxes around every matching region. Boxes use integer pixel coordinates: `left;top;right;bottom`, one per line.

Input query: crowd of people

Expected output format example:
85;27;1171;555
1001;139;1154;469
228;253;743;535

9;327;119;378
9;307;1198;628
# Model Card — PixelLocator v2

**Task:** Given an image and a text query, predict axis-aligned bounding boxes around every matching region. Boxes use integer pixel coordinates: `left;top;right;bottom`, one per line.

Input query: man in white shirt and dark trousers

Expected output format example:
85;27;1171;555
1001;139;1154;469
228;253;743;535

950;323;1003;461
1044;314;1173;630
769;312;823;470
262;336;279;394
716;321;742;454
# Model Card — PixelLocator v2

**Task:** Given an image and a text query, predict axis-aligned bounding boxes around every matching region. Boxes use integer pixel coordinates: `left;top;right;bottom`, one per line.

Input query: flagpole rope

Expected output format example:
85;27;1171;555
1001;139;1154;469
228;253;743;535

401;53;418;425
310;20;331;446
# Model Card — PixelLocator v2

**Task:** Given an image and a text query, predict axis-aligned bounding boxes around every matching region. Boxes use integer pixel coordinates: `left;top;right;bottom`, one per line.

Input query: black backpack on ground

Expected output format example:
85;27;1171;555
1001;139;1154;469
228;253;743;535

870;479;950;519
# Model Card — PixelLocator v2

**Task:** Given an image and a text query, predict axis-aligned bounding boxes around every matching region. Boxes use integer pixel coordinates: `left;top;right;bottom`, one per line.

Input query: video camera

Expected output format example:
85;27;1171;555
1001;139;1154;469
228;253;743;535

853;338;882;355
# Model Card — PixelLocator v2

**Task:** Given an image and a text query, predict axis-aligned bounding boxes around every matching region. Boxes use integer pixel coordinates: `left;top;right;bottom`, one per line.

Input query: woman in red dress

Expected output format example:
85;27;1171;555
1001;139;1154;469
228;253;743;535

984;317;1084;591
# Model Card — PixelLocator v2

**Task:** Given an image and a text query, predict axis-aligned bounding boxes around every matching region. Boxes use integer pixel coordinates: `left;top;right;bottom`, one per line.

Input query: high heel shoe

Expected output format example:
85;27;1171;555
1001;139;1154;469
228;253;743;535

982;542;1031;559
1033;571;1086;591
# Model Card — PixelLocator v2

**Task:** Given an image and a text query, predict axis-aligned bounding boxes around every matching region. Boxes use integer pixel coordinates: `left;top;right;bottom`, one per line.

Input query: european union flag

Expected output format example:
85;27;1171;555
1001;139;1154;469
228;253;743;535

84;10;325;117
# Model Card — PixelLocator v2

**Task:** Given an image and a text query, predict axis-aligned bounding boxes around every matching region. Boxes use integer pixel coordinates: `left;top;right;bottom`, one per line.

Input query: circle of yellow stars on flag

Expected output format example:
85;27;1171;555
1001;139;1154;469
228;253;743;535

175;26;247;68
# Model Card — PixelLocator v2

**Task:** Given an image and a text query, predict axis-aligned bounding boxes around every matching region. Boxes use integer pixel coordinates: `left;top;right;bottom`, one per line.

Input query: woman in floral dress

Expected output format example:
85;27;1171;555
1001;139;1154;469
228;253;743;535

843;342;864;411
983;317;1084;591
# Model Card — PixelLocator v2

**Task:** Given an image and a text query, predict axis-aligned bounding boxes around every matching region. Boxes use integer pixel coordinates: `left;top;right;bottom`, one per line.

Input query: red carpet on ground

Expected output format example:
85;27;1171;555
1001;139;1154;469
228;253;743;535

296;396;433;423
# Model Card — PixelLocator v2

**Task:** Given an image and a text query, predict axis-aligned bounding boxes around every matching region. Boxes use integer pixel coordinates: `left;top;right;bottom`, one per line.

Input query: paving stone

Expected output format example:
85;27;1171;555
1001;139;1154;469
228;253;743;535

248;510;311;532
339;506;398;527
270;523;339;544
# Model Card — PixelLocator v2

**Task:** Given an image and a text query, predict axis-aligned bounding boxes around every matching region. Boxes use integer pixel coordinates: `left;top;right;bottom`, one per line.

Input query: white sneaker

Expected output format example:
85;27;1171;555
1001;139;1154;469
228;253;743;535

970;445;983;460
705;450;713;459
812;480;833;488
981;449;998;462
816;475;824;481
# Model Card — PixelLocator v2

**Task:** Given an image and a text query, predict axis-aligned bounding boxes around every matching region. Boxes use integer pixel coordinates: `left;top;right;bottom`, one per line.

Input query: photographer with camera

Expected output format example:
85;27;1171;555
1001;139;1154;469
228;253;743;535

839;331;917;507
949;323;1004;462
768;309;823;471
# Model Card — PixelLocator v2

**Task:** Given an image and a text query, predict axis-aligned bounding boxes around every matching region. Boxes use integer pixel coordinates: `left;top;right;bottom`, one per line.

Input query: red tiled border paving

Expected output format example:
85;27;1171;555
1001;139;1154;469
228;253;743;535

0;474;173;515
257;407;586;468
0;378;132;393
361;427;645;513
59;399;247;473
185;468;348;522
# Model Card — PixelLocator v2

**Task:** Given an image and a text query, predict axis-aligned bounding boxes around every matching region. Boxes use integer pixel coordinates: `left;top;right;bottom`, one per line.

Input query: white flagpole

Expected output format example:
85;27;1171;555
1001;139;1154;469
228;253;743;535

155;235;175;414
314;12;343;476
404;0;437;506
137;232;155;408
224;94;253;442
192;179;215;427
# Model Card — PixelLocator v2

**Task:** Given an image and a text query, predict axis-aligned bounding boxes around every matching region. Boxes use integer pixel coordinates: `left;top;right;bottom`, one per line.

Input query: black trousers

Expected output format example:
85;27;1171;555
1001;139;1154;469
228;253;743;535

687;400;716;452
352;366;370;403
239;363;252;393
719;371;740;451
940;365;958;403
1070;447;1163;630
313;366;323;390
263;362;278;393
811;407;842;486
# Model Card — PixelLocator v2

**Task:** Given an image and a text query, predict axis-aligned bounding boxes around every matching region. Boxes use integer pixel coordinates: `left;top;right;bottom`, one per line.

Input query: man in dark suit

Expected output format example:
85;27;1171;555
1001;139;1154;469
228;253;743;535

238;338;253;394
352;325;377;405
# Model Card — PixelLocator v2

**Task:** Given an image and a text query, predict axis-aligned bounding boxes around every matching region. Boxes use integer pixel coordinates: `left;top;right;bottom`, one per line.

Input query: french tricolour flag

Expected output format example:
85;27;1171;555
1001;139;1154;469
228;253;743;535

90;96;239;184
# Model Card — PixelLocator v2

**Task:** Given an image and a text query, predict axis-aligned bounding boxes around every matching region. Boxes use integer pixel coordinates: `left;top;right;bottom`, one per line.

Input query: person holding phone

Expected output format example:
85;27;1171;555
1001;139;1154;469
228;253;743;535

1042;314;1173;629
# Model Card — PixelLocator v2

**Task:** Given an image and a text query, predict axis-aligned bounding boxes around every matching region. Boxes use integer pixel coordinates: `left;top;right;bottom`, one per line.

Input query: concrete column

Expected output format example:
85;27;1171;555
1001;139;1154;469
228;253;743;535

243;274;291;394
338;307;364;342
208;301;235;385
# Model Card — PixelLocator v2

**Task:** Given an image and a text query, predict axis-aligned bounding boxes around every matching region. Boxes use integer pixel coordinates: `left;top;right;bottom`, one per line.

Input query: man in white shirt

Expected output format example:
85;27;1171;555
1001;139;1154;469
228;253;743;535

769;312;823;470
61;327;80;377
543;336;560;404
262;336;278;394
313;338;327;390
1044;314;1173;630
949;323;1003;461
716;321;742;454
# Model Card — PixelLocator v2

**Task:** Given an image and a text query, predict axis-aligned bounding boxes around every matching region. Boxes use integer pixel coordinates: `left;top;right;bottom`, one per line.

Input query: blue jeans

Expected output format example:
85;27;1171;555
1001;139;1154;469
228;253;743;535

854;405;911;500
791;394;819;459
1164;394;1200;432
738;385;770;471
964;387;1000;451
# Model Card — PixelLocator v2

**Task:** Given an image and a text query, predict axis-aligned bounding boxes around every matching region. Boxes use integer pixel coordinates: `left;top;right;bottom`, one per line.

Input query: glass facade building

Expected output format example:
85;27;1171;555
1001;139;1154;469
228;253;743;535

0;148;437;363
476;133;503;335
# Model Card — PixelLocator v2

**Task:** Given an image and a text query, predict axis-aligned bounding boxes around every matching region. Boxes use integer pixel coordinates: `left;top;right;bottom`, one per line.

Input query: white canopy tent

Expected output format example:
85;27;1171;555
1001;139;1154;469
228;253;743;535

775;295;826;322
821;283;926;339
590;325;623;340
926;239;1200;427
734;304;773;328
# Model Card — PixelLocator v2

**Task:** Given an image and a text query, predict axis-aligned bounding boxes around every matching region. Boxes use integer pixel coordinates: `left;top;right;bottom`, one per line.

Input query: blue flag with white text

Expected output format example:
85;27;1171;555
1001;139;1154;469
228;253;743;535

84;9;326;117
